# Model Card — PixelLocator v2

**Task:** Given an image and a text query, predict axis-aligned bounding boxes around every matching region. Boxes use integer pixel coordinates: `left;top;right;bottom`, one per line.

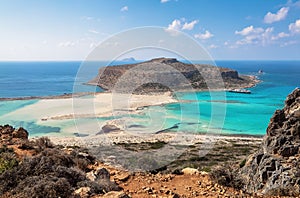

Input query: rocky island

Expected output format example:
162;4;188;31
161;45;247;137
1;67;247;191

88;58;258;93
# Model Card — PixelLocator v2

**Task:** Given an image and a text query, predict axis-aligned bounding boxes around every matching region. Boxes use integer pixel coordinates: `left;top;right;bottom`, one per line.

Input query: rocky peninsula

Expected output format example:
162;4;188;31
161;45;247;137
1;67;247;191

88;58;258;93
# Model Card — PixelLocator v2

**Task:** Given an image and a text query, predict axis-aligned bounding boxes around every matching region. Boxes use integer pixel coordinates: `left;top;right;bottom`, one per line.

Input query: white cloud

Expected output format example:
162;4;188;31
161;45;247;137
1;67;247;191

208;44;218;49
166;19;199;34
120;6;128;12
166;19;182;31
58;41;75;48
289;19;300;34
182;20;198;30
235;27;277;46
81;16;94;21
161;0;170;3
235;26;264;36
286;0;300;8
264;7;289;24
88;29;99;34
280;40;297;47
194;30;214;40
271;32;289;40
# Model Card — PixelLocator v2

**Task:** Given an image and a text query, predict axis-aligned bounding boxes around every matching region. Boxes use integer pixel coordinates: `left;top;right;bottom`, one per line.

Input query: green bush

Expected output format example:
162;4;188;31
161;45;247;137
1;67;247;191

0;146;18;174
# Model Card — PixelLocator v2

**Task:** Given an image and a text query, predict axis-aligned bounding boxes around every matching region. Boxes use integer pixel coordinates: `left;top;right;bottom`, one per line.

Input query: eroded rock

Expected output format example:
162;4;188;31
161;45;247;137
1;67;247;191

240;88;300;196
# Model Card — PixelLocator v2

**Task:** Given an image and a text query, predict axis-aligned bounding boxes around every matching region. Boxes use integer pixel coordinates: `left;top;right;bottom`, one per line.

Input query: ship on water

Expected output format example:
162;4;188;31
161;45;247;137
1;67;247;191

228;88;251;94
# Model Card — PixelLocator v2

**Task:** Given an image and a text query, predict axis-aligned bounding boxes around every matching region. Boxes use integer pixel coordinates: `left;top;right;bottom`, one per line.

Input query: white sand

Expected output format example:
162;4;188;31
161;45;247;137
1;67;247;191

2;92;176;121
1;92;177;136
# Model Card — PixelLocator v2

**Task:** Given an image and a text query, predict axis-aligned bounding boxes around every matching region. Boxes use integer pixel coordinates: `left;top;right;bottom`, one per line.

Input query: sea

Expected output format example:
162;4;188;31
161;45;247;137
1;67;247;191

0;60;299;137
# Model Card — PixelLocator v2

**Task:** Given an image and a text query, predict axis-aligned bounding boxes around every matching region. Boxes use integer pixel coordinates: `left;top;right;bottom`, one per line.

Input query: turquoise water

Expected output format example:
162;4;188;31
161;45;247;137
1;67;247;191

0;61;299;136
138;61;300;135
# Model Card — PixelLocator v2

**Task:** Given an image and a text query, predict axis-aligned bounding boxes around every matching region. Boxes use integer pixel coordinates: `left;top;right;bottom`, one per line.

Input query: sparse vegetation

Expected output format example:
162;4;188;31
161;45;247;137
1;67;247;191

211;166;244;190
0;146;18;174
0;137;121;198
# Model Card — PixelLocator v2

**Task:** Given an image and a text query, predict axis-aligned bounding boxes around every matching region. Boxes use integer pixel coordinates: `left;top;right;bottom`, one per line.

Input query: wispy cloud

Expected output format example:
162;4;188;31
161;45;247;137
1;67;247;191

289;19;300;34
182;20;198;30
194;30;214;40
208;44;218;49
280;40;298;47
88;29;99;34
271;32;289;40
120;6;128;12
81;16;94;21
286;0;300;8
161;0;170;3
264;7;289;24
58;41;75;48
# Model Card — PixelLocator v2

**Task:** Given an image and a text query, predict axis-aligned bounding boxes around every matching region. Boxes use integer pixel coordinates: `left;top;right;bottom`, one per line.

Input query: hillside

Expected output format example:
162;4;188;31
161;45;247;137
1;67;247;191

88;58;258;93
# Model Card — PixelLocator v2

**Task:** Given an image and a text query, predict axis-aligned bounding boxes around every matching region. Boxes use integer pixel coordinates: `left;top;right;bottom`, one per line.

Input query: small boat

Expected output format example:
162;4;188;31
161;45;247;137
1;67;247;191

228;88;251;94
258;69;263;74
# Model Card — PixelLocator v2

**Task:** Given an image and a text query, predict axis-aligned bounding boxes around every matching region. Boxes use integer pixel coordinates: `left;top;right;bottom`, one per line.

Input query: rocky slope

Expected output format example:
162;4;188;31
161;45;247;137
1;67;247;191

88;58;258;93
0;125;124;198
239;88;300;196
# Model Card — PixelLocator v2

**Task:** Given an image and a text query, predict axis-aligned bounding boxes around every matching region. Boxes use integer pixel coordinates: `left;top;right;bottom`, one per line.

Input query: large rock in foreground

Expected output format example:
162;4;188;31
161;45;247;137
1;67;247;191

240;88;300;196
88;58;257;93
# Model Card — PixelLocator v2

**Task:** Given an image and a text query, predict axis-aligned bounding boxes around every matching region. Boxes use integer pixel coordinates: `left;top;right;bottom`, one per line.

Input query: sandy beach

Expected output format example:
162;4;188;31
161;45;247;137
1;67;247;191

0;91;178;136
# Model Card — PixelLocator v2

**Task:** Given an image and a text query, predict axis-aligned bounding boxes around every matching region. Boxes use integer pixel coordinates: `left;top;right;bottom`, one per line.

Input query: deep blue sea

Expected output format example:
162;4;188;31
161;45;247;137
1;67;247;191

0;61;299;136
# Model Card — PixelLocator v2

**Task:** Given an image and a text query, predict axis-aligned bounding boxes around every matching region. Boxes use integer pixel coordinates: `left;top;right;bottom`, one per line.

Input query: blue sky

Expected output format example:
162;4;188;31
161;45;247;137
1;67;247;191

0;0;300;60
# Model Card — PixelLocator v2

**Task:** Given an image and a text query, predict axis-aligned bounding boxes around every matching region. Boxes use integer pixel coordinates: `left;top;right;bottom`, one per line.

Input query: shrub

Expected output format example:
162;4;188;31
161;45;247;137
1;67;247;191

34;137;54;152
0;145;121;197
0;152;18;174
0;146;18;174
210;166;244;190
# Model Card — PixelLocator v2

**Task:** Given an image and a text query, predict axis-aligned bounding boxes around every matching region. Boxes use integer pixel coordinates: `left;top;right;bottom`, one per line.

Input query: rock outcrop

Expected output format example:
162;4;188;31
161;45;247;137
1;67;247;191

0;125;28;145
240;88;300;196
88;58;257;93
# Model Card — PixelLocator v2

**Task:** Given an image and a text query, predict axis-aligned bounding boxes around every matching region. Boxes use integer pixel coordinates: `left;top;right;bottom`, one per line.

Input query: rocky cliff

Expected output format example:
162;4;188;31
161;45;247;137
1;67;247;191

88;58;257;93
240;88;300;196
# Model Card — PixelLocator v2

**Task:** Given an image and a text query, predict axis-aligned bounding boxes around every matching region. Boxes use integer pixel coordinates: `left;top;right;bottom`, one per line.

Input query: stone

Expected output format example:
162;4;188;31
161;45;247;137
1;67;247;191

74;187;91;198
101;191;130;198
86;171;96;181
182;167;200;175
239;88;300;196
115;172;130;182
0;125;29;145
95;168;110;180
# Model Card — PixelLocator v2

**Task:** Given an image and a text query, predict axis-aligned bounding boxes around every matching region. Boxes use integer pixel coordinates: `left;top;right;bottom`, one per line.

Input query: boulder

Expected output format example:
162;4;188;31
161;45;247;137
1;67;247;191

0;125;29;145
12;127;28;139
100;191;130;198
182;167;200;175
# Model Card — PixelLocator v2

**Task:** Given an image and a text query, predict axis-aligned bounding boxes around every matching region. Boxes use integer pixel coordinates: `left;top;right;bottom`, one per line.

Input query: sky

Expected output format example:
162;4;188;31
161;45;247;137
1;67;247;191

0;0;300;61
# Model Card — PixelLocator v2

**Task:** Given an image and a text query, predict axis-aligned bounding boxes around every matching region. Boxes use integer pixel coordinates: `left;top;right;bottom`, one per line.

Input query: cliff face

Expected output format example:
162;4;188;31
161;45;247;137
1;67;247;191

88;58;257;93
240;88;300;196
